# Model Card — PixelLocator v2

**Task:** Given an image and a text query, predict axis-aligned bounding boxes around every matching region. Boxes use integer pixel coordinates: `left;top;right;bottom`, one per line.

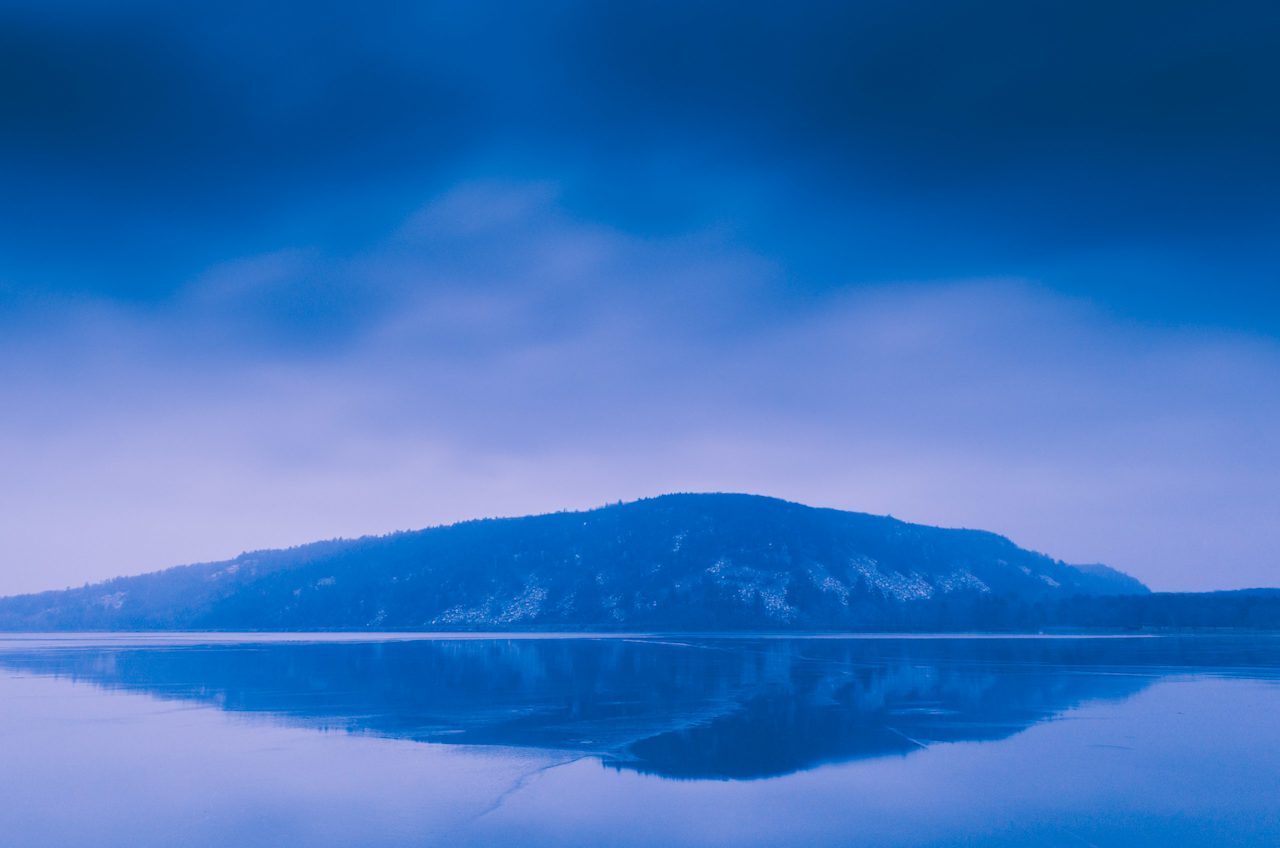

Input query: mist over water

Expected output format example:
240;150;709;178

2;634;1278;847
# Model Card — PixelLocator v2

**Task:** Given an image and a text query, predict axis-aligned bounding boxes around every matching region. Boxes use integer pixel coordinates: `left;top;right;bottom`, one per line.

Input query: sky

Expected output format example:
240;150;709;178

1;0;1277;594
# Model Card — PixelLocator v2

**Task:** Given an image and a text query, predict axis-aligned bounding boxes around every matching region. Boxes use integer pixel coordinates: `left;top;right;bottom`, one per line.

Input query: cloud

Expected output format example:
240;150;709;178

2;0;1277;330
1;183;1277;593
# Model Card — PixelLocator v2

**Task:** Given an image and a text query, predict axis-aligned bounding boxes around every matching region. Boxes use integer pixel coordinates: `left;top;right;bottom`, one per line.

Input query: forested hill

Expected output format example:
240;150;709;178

0;493;1174;631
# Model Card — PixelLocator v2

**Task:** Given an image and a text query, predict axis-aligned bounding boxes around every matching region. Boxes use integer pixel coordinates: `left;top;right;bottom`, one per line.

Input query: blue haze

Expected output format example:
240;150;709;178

1;634;1278;847
0;1;1278;592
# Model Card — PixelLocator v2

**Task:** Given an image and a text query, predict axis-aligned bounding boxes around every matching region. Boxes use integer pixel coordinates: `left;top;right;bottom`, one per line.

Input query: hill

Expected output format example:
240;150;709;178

0;493;1166;631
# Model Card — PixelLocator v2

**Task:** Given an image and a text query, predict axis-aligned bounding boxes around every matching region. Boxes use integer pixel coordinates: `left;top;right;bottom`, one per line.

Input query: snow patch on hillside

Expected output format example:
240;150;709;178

936;571;991;594
850;558;934;602
433;582;550;625
97;591;126;610
498;584;547;623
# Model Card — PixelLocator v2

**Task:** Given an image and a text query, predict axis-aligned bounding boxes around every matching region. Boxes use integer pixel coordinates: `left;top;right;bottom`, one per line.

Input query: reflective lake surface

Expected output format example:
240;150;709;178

1;634;1278;847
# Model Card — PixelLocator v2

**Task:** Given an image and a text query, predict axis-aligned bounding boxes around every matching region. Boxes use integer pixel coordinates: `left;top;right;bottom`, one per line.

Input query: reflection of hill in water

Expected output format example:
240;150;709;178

1;637;1274;780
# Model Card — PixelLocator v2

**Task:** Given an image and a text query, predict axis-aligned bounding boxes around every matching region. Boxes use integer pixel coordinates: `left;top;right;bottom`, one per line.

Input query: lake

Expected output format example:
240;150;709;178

1;633;1277;847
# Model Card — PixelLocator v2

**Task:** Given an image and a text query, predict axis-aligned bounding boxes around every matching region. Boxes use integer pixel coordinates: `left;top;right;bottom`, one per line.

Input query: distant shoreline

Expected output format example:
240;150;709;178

3;629;1276;644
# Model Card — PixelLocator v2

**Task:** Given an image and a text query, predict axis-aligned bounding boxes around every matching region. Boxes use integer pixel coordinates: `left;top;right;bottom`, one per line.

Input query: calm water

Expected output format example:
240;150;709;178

1;634;1278;847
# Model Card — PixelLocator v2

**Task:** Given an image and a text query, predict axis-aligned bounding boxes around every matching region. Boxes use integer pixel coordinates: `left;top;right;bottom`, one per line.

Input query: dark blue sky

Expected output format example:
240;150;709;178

1;1;1277;592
